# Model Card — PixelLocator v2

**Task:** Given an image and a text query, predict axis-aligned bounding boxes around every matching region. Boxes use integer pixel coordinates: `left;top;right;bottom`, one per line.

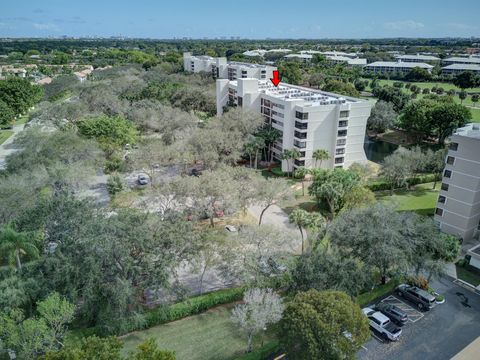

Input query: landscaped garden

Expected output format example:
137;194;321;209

0;130;13;145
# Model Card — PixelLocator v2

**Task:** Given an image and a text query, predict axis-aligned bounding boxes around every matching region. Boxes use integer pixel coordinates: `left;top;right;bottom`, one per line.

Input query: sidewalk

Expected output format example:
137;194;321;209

0;123;25;169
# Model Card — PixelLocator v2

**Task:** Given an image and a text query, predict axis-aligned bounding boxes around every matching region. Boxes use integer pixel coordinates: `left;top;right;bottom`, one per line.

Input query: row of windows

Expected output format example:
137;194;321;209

293;140;306;148
295;111;308;120
295;121;308;130
339;120;348;127
294;131;307;139
339;110;350;118
338;130;347;137
337;139;347;146
336;148;345;155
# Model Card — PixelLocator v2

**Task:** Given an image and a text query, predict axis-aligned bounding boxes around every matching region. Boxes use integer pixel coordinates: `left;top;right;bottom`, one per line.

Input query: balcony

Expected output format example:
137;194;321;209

293;140;306;149
295;121;308;130
294;131;307;139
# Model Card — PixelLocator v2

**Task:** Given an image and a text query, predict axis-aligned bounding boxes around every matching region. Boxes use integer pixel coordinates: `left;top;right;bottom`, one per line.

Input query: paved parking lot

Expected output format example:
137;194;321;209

358;277;480;360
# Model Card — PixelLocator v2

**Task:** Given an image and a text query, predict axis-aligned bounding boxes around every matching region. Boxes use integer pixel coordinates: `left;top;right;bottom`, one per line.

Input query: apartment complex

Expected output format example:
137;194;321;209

284;50;366;66
363;61;434;74
442;56;480;66
183;52;276;80
216;78;372;171
434;124;480;242
441;64;480;75
393;54;440;63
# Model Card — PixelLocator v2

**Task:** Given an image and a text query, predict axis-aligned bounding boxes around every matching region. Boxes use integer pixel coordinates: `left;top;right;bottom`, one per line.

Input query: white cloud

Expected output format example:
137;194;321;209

383;20;425;31
33;23;59;31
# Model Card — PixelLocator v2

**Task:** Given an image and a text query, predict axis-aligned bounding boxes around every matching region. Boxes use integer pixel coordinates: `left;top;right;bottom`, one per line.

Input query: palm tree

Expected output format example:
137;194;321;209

0;224;39;271
258;126;282;163
312;149;330;168
294;166;310;196
281;150;293;177
288;209;325;254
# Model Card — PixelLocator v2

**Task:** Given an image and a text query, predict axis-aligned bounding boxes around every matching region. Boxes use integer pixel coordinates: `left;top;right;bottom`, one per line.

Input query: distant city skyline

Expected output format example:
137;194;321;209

1;0;479;39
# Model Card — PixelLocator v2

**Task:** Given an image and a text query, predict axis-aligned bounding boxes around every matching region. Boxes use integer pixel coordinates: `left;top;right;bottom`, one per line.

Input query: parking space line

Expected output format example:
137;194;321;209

381;295;424;323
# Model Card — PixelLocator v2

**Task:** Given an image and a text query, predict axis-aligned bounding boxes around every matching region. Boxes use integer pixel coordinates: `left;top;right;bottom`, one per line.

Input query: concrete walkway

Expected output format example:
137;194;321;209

0;123;25;169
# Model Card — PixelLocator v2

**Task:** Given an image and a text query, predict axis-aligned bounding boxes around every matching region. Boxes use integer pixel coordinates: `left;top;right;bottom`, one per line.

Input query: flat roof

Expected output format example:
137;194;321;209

444;57;480;64
365;61;434;69
442;64;480;71
454;123;480;139
231;79;361;106
228;61;273;69
395;54;440;61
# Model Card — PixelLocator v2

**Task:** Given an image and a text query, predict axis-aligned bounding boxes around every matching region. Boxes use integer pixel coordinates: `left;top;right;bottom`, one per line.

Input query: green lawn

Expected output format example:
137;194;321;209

456;264;480;287
15;115;29;125
0;130;13;145
376;182;440;216
121;305;274;360
363;78;480;93
470;108;480;123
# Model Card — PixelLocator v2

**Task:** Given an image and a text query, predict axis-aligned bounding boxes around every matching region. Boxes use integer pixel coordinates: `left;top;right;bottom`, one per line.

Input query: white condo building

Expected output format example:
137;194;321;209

216;78;372;172
434;124;480;242
183;52;276;80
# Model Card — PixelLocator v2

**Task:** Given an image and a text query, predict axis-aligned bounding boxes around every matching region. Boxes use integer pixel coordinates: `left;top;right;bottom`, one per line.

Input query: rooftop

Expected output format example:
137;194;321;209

442;64;480;71
365;61;434;69
228;61;272;69
394;54;440;61
444;56;480;64
231;79;360;106
454;123;480;139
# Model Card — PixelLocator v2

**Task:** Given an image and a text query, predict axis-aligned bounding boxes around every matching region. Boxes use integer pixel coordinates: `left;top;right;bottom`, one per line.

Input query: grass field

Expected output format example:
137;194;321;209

121;305;275;360
0;130;13;145
376;182;440;216
15;115;29;125
363;78;480;94
456;264;480;287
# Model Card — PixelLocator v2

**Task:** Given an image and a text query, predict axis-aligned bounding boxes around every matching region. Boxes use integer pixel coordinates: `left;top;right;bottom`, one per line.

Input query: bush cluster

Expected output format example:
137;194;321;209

366;173;439;192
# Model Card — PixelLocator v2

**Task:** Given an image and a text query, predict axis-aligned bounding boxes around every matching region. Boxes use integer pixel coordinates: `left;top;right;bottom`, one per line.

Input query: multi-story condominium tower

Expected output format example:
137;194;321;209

434;124;480;242
183;52;275;80
216;78;372;172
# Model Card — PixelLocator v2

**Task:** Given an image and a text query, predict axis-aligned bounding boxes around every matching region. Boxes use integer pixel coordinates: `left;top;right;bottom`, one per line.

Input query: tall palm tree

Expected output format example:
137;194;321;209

281;150;293;177
313;149;330;168
0;224;39;271
294;166;310;196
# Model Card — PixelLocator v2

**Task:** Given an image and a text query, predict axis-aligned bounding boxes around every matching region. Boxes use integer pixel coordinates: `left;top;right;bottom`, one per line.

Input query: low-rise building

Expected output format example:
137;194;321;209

443;56;480;66
183;52;275;80
442;63;480;75
434;123;480;242
216;78;371;171
363;61;434;74
393;54;440;63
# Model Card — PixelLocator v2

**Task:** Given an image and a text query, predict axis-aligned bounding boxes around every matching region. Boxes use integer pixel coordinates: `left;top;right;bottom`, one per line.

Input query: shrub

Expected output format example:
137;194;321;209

145;287;244;328
366;173;439;192
405;275;429;290
270;167;286;177
107;175;124;195
105;157;125;173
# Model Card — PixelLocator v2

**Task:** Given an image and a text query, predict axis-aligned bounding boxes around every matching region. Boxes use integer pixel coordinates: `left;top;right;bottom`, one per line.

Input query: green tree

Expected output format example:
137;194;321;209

312;149;330;168
308;169;360;218
372;86;410;112
367;100;397;133
41;336;123;360
0;77;44;115
257;178;292;225
0;99;16;126
280;289;370;360
381;147;414;194
0;224;39;271
288;209;325;253
459;90;467;104
293;166;309;196
453;71;478;90
342;185;376;211
430;101;471;145
472;94;479;107
257;126;282;163
405;67;431;81
131;338;176;360
322;80;359;97
77;115;138;149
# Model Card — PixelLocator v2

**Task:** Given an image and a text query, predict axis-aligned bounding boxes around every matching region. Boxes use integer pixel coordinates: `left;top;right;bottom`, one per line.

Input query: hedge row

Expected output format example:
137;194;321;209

366;173;440;192
144;287;244;328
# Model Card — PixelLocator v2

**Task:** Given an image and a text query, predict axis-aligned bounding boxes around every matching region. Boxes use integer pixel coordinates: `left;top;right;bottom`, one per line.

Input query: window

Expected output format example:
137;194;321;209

237;96;243;107
295;121;308;130
336;148;345;155
449;142;458;151
294;131;307;139
444;170;452;178
338;120;348;127
336;139;347;146
340;110;350;118
438;195;446;204
335;157;344;164
435;208;443;216
299;151;306;157
441;183;449;191
446;156;455;165
293;140;306;148
337;130;347;137
294;159;305;166
295;111;308;120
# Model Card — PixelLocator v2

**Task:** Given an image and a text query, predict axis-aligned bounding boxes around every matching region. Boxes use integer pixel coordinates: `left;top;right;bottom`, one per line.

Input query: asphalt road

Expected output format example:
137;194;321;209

358;276;480;360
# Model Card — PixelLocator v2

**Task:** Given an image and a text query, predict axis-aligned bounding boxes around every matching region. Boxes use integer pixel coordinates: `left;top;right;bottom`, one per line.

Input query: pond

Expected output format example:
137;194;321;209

364;136;399;164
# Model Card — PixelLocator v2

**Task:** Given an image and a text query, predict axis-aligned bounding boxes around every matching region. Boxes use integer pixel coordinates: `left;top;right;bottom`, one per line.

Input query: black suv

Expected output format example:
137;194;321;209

375;302;408;325
396;284;436;310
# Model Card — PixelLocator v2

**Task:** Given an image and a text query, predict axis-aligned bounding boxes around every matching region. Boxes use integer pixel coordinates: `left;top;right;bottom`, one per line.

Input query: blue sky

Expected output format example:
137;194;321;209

1;0;479;39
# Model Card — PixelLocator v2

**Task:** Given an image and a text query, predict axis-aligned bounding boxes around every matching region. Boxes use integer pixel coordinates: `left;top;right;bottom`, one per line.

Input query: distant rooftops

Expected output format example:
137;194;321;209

243;49;292;57
444;56;480;64
442;63;480;71
228;61;273;69
454;123;480;139
394;54;440;61
365;61;434;69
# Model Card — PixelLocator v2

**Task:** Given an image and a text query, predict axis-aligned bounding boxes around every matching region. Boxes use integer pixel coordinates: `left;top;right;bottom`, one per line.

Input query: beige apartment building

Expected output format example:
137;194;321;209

434;124;480;242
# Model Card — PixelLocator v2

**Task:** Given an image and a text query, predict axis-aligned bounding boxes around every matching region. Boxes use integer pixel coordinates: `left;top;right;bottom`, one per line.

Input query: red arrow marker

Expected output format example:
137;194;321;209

270;70;281;87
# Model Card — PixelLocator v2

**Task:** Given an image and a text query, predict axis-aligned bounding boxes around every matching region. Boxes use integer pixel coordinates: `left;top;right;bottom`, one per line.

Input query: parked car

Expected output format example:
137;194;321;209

137;174;150;186
396;284;436;310
375;302;408;325
362;307;402;341
225;225;238;232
